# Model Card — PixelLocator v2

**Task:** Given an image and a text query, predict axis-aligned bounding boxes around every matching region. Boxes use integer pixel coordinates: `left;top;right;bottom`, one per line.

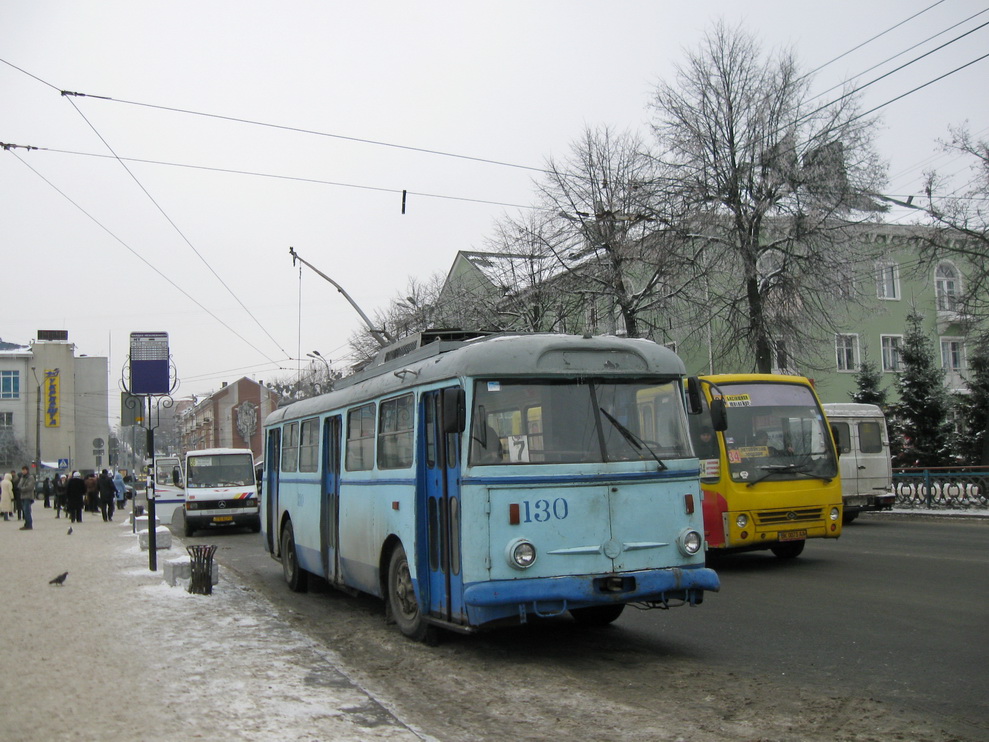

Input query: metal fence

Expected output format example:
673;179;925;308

893;466;989;510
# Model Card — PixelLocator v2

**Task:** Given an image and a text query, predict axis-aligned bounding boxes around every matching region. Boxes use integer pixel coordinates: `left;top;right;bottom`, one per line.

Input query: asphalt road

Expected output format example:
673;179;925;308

179;514;989;740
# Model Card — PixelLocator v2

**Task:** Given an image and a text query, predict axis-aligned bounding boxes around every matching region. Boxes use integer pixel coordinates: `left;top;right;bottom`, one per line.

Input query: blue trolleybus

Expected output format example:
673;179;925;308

261;332;719;641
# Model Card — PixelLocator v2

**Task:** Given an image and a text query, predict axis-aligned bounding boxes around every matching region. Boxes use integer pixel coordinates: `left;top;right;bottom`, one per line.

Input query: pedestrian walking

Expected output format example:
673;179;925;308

17;465;36;530
113;469;127;512
84;473;99;513
53;474;67;518
65;471;85;523
43;476;52;508
0;472;14;521
98;469;116;522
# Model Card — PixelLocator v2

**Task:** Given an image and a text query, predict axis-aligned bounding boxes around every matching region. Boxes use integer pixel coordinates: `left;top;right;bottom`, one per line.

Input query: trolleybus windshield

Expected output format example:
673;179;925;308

470;378;691;465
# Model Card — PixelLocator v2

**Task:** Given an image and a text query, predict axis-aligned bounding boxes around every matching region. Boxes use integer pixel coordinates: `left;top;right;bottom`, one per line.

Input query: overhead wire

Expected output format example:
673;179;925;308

6;150;280;365
61;94;290;359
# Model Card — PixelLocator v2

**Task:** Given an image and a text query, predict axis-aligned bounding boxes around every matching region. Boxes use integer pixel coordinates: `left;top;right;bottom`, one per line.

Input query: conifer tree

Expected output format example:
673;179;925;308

851;361;886;406
957;334;989;465
893;311;955;467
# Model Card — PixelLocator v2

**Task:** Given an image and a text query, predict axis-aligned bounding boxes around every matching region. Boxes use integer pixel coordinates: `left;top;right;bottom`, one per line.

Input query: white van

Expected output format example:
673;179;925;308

822;403;895;523
182;448;260;537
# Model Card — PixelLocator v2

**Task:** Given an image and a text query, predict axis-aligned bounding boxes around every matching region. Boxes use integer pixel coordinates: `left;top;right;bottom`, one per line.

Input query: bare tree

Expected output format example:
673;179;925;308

921;125;989;324
650;22;888;372
348;274;447;364
535;125;699;340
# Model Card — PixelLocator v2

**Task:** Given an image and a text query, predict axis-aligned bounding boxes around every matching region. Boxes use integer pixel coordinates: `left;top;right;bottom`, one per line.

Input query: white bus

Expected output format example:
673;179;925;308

182;448;261;537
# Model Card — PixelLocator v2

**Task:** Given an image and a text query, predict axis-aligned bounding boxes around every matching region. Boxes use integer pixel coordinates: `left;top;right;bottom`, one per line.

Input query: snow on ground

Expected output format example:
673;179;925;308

0;507;425;742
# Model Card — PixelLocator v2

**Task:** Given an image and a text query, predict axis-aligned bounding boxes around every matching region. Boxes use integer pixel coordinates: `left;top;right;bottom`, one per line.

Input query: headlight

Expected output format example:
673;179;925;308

830;507;840;521
506;539;536;569
678;529;703;556
735;513;748;528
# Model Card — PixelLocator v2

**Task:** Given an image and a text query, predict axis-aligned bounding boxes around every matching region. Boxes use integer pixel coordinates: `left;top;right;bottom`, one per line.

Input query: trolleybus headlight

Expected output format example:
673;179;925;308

830;507;840;521
678;529;703;556
735;513;748;528
506;539;537;569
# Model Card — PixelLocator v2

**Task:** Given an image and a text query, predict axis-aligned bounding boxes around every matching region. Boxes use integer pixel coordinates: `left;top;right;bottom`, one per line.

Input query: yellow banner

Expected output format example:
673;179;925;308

44;369;60;427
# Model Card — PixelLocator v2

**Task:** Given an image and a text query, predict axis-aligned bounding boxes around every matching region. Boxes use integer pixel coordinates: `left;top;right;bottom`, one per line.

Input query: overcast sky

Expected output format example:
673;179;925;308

3;1;987;411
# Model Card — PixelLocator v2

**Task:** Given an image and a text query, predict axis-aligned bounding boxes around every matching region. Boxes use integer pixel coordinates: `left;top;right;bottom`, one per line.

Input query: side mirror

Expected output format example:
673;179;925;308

686;377;703;415
709;398;728;432
442;387;466;434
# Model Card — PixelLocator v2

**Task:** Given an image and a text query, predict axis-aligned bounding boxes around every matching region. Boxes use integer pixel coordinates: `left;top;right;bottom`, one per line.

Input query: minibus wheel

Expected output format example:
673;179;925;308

281;521;308;592
770;540;805;559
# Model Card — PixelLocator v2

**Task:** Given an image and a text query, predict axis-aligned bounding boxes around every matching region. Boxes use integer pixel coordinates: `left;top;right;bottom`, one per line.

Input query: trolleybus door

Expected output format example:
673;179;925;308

264;428;281;554
418;388;466;625
320;416;342;583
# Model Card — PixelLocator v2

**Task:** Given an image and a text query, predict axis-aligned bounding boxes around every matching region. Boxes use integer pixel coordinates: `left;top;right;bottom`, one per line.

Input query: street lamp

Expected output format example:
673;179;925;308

306;350;331;374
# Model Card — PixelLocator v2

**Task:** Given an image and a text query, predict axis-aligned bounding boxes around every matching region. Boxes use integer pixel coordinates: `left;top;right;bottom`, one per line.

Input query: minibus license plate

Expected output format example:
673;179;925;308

779;529;807;541
213;515;234;523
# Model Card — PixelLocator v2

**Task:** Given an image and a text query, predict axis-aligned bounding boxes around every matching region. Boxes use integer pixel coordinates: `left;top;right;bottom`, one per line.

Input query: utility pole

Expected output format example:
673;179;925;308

30;367;41;471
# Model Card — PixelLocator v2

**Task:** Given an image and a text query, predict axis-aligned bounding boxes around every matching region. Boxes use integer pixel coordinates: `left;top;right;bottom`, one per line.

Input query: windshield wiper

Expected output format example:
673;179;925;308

746;462;832;487
599;408;667;470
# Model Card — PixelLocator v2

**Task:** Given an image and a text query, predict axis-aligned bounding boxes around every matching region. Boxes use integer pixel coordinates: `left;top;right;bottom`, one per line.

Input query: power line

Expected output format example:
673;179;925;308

61;95;290;359
64;91;550;175
5;150;281;365
800;0;948;79
8;144;536;210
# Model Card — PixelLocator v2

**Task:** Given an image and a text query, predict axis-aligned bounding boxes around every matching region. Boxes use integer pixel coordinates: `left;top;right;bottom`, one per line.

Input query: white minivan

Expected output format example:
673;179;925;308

823;403;896;523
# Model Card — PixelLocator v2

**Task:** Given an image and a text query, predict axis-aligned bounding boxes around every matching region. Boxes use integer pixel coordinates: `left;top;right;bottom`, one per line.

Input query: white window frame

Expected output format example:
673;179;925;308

935;261;962;312
940;337;966;372
876;261;900;300
0;370;19;400
881;335;903;373
835;334;859;372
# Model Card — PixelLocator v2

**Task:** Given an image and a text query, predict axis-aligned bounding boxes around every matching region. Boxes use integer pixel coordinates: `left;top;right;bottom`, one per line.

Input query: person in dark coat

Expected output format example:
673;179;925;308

97;469;116;522
84;473;99;513
65;472;86;523
53;474;67;518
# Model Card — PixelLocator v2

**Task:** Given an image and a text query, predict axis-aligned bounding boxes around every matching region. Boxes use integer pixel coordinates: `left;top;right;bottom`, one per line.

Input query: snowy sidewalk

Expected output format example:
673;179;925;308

0;505;425;742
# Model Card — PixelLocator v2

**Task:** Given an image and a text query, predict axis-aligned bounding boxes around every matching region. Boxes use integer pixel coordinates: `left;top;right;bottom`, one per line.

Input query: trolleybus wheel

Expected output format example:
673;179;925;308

570;603;626;626
281;521;308;593
387;544;434;642
770;540;805;559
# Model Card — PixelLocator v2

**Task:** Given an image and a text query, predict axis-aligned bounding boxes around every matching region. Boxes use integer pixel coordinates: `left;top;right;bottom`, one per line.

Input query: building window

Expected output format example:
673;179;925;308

835;334;859;372
876;261;900;300
881;335;903;372
298;418;319;472
377;394;415;469
0;411;12;428
346;403;376;471
935;262;961;312
0;371;19;399
940;338;966;372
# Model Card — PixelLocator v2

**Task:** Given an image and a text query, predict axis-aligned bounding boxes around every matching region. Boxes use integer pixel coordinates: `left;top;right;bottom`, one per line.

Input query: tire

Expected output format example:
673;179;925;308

842;511;859;525
387;544;434;643
281;521;308;593
770;539;806;559
570;603;625;626
183;513;195;538
250;516;261;534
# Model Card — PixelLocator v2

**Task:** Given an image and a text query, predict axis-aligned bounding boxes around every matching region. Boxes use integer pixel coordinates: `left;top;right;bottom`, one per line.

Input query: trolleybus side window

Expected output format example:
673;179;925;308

346;403;376;471
281;422;299;472
299;417;319;472
378;393;415;469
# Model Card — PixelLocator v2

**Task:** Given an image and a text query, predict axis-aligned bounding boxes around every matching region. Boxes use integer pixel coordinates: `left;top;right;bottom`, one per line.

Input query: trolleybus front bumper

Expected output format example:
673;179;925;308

462;565;719;625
